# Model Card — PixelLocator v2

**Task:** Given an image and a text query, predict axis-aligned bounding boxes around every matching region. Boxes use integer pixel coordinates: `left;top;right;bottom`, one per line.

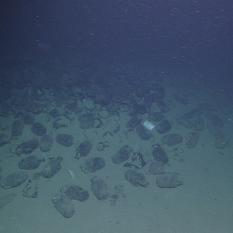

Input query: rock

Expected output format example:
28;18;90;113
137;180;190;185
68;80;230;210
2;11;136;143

185;131;200;149
124;169;149;187
161;133;183;146
1;171;28;189
148;161;165;175
31;122;47;136
156;119;171;134
156;172;183;188
112;145;132;164
91;176;109;200
41;157;63;178
56;133;74;147
52;193;75;218
0;133;10;147
16;138;39;155
81;157;105;173
78;113;95;129
40;134;53;152
152;144;168;163
136;124;153;140
18;155;43;170
11;119;24;138
61;185;89;202
75;140;92;159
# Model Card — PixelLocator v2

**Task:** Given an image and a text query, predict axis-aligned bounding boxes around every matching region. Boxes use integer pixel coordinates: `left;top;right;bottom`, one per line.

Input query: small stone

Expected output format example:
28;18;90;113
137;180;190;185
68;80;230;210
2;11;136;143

91;176;109;200
78;113;95;129
112;145;133;164
16;138;39;155
136;124;153;140
152;144;168;163
31;122;47;136
0;193;17;209
41;157;63;178
1;171;28;189
18;155;43;170
161;133;183;146
0;133;10;147
185;131;200;149
61;185;89;202
156;119;171;134
124;169;149;187
75;140;92;159
156;172;183;188
22;179;38;198
11;119;24;138
56;133;74;147
126;116;141;131
81;157;105;173
52;193;75;218
148;161;165;175
40;134;53;152
22;113;35;125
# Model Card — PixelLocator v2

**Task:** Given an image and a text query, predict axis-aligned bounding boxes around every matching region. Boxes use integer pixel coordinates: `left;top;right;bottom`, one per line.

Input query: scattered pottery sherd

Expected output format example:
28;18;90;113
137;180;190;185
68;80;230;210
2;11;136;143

56;133;74;147
52;193;75;218
75;140;92;159
40;134;53;152
152;144;168;164
161;133;183;146
41;157;63;178
1;171;28;189
18;155;43;170
31;122;47;136
61;185;89;202
156;172;183;188
124;169;149;187
90;176;109;200
16;138;39;155
112;145;132;164
81;157;105;173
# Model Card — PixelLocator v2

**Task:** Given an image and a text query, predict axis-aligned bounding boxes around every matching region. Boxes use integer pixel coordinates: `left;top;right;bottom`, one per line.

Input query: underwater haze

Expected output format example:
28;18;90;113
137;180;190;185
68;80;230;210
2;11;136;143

0;1;233;233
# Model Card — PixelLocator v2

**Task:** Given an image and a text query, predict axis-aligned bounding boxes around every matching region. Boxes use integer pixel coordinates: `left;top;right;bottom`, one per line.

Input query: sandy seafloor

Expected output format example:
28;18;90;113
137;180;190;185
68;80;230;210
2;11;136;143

0;75;233;233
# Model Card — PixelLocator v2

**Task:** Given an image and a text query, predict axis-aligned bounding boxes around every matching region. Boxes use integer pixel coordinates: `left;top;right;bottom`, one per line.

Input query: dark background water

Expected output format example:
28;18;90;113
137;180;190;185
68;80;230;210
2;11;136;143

0;0;233;89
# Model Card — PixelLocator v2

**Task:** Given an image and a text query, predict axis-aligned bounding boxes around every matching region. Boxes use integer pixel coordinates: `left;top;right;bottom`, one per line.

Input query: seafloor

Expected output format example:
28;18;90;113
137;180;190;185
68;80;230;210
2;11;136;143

0;58;232;233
